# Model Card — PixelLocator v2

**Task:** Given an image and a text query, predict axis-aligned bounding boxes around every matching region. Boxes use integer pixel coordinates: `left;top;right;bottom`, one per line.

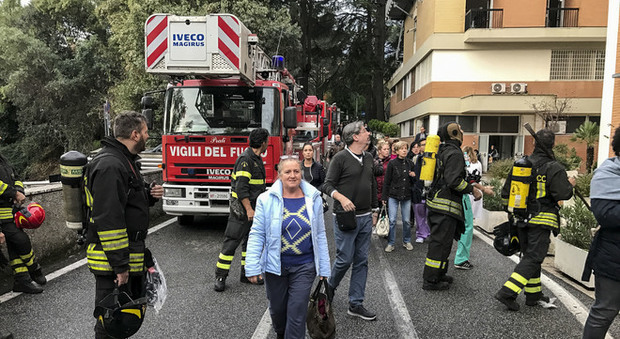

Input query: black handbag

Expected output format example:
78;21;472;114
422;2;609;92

335;211;357;231
334;183;359;232
306;279;336;339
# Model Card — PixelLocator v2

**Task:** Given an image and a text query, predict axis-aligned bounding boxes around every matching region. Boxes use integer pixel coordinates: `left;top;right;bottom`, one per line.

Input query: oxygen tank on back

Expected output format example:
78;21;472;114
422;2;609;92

419;134;440;187
508;156;533;215
60;151;87;230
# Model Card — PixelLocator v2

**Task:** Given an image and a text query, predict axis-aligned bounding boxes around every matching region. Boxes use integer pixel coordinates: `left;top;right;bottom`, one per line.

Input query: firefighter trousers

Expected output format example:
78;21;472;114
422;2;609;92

215;215;251;278
0;221;38;278
423;212;457;283
498;225;550;301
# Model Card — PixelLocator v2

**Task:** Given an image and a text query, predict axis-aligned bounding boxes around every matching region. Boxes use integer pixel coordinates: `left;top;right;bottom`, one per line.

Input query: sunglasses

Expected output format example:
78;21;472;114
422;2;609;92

279;154;299;160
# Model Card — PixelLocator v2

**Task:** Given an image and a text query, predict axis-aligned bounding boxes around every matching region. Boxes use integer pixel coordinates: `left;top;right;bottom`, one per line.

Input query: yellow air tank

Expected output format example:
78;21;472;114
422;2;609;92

508;156;533;215
419;134;440;187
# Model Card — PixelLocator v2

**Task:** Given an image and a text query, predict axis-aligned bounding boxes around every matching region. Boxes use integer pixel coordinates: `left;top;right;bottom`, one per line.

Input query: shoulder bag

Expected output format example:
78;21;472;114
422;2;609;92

375;205;389;237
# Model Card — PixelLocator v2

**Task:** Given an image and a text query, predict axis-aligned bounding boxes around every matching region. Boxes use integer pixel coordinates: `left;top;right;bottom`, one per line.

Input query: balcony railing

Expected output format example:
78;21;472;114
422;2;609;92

546;8;579;27
465;8;504;31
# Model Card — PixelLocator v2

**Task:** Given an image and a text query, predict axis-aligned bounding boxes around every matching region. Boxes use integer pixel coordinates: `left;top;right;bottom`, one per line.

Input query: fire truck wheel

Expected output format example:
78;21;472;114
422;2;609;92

178;215;194;226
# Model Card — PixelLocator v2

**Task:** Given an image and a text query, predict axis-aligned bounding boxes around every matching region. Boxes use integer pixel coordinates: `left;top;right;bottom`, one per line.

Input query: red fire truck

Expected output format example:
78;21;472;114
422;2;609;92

143;13;337;224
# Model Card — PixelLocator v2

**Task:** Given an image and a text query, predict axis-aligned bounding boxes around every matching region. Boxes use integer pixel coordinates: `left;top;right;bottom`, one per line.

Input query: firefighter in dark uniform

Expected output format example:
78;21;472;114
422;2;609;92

495;129;574;311
422;122;483;290
214;128;269;292
0;152;46;294
84;111;163;338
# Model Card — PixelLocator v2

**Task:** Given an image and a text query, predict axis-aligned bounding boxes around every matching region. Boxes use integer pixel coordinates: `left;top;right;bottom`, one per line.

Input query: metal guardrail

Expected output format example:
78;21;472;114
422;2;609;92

465;8;503;31
546;8;579;27
138;153;163;171
23;152;162;187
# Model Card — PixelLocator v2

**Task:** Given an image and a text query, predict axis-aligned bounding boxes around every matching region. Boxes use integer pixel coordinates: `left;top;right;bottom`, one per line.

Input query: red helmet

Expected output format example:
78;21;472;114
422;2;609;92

14;203;46;229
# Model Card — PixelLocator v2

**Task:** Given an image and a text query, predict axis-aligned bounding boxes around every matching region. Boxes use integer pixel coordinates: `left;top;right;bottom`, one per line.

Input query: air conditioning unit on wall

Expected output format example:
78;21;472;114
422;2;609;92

549;121;567;134
491;83;506;94
511;83;527;94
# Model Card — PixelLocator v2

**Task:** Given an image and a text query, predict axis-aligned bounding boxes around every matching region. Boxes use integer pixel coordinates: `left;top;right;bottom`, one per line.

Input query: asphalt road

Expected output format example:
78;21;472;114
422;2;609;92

0;212;618;339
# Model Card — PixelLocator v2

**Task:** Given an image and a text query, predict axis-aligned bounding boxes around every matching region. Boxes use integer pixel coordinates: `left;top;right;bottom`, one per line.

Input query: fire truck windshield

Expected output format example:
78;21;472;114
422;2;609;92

166;86;280;136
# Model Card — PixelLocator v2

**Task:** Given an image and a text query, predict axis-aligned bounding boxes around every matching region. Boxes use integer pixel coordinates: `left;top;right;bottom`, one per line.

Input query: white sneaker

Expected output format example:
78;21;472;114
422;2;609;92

415;238;424;244
403;242;414;251
384;244;395;252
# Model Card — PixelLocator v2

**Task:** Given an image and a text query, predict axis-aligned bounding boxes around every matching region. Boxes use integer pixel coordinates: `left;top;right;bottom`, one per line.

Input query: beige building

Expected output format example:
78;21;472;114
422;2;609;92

386;0;608;172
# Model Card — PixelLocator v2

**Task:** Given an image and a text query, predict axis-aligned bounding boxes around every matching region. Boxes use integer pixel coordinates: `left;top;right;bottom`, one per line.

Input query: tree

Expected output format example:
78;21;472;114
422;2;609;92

0;0;117;178
530;97;571;130
571;121;599;173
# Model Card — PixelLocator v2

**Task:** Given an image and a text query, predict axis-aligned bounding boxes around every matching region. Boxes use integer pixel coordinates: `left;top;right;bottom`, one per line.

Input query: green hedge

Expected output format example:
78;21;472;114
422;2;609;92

482;178;505;211
487;159;513;180
559;199;596;250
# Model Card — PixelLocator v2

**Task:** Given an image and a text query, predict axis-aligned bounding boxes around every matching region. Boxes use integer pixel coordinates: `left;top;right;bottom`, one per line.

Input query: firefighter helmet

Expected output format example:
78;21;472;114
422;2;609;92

95;288;147;338
493;221;520;256
14;203;46;229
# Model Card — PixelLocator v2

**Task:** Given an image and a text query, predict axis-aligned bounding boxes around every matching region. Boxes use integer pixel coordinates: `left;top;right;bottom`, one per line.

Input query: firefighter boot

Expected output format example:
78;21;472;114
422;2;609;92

422;280;450;291
28;263;47;285
13;274;43;294
214;276;226;292
494;291;520;311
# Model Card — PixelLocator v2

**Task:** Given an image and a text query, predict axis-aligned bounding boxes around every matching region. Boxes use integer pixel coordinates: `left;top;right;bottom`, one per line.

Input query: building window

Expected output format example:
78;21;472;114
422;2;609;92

480;116;519;133
438;115;477;132
550;50;605;80
402;72;412;100
396;82;403;102
566;116;586;133
409;119;415;136
414;55;432;91
459;116;477;133
439;115;457;126
565;116;600;133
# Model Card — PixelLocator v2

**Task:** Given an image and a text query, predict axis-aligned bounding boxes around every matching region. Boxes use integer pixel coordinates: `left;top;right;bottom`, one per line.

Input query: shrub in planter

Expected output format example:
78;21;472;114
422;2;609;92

482;178;504;211
559;199;596;250
574;172;593;197
486;159;513;180
553;144;582;171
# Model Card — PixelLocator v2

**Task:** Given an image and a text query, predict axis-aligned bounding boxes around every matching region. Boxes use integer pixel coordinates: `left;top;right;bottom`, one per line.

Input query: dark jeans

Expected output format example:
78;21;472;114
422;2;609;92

583;275;620;339
265;262;316;339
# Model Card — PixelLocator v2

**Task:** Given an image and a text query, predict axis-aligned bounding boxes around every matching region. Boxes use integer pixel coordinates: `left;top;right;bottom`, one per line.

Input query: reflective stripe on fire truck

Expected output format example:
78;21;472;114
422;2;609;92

217;15;240;69
146;15;168;69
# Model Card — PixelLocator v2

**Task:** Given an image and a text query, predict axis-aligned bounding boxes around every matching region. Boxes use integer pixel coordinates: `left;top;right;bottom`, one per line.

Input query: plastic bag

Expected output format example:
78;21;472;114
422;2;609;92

146;257;168;313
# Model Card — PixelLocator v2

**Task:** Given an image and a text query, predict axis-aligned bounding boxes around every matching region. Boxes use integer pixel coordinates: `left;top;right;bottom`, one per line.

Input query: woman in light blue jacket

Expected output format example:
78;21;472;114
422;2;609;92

246;157;331;339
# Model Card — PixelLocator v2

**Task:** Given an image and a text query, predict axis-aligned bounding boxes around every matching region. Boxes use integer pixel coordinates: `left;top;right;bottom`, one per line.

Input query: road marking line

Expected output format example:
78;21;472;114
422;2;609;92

473;228;613;339
251;308;272;339
372;236;419;339
0;217;177;305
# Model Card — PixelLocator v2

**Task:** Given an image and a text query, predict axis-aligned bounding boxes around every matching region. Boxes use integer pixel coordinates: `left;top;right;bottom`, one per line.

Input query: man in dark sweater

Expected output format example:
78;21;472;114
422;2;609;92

322;121;379;321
